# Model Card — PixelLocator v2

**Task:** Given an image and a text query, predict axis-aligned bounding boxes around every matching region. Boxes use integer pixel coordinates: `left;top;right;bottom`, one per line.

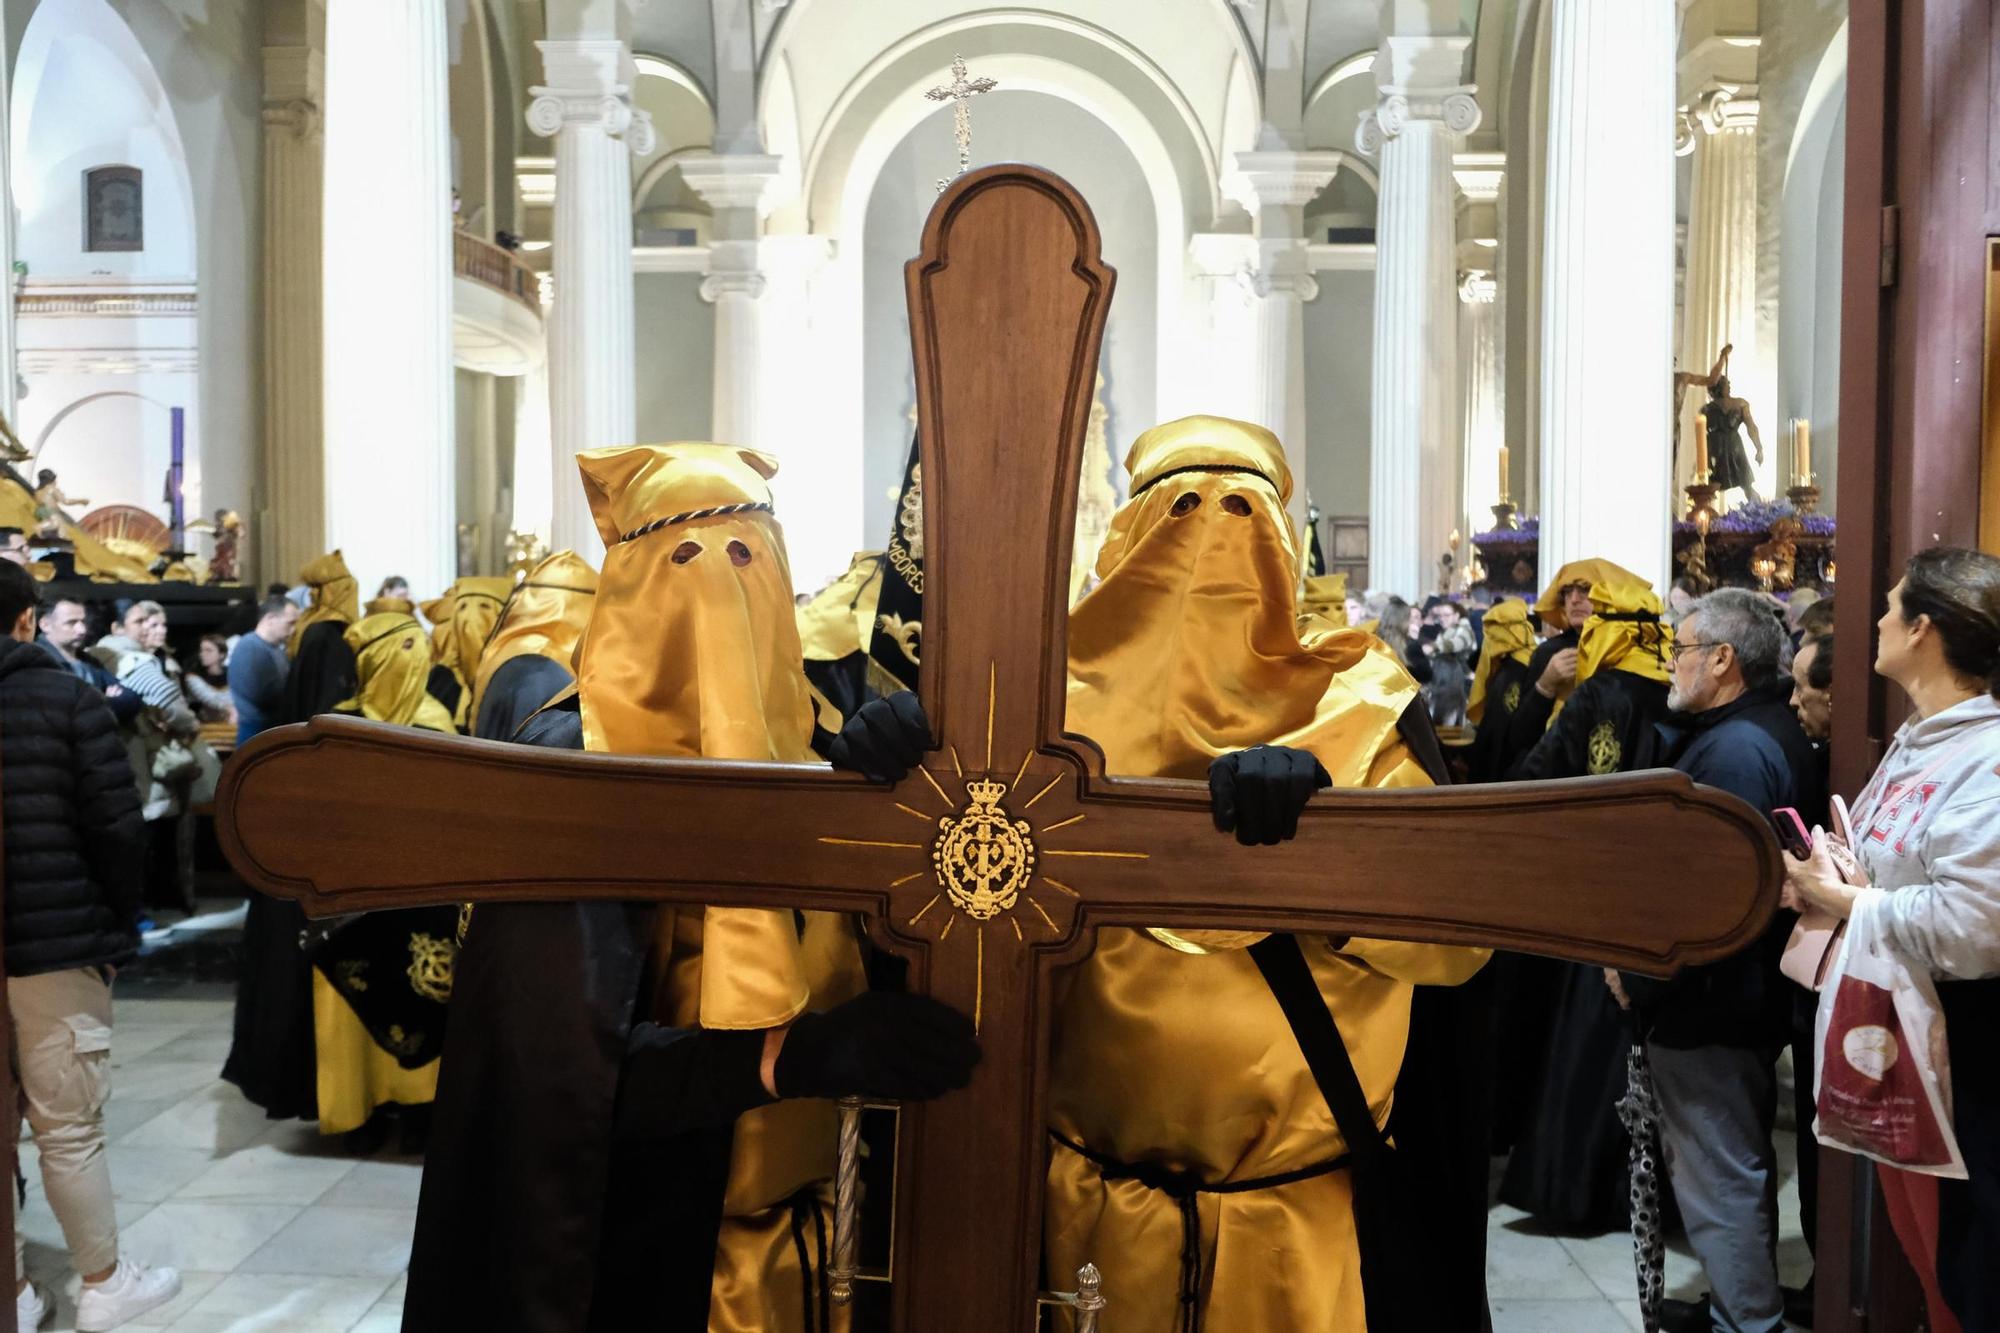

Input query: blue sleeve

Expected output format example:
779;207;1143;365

1686;727;1792;816
228;644;285;712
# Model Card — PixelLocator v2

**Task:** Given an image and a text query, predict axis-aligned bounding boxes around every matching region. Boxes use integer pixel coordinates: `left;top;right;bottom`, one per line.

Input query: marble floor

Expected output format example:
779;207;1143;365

17;989;1813;1332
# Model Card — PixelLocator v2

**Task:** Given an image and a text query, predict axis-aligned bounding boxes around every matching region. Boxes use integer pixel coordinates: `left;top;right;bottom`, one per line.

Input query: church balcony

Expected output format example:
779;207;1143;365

452;231;544;377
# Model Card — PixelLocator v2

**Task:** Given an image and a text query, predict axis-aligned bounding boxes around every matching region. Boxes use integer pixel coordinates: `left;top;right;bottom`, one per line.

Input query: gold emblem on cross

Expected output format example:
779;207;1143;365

932;778;1037;921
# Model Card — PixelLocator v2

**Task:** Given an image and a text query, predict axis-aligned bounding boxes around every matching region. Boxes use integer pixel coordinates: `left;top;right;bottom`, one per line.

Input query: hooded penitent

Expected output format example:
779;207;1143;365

1049;415;1488;1331
289;550;360;656
424;576;513;728
1534;556;1647;632
467;551;598;723
337;613;456;731
1573;576;1674;690
577;441;864;1333
1468;598;1536;725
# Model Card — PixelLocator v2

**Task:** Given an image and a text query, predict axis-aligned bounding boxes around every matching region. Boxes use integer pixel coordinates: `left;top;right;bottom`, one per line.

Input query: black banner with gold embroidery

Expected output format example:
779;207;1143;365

1306;497;1328;578
866;434;924;693
305;906;460;1069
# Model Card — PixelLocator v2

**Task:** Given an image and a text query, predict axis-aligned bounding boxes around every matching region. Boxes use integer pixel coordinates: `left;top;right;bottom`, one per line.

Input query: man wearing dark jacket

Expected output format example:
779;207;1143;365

37;598;141;727
1621;588;1825;1333
0;561;182;1329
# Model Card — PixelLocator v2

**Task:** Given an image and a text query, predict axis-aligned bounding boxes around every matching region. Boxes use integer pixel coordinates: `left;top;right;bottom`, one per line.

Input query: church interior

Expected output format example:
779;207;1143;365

0;0;1992;1330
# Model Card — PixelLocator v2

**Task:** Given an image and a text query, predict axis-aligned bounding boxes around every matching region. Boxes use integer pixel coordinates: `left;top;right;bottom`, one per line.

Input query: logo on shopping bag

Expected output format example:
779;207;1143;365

1842;1025;1899;1082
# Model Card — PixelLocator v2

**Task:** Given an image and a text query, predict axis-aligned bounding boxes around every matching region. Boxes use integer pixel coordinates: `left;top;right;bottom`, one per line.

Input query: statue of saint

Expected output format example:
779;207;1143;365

32;468;85;539
1674;343;1765;500
209;509;242;584
1701;373;1765;500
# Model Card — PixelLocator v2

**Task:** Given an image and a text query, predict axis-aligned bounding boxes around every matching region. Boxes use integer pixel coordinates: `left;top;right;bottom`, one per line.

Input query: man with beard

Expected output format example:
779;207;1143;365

407;443;978;1332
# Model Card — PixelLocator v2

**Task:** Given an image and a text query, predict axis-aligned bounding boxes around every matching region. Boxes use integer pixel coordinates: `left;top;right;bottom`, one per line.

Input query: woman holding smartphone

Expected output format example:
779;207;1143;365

1786;546;2000;1331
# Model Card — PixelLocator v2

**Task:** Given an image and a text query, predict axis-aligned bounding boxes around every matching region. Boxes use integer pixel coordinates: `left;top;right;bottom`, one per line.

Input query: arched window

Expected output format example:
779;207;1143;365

82;163;142;251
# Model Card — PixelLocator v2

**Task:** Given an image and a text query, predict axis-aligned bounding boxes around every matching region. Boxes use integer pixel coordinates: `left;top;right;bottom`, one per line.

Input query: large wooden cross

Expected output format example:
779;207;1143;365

216;166;1781;1333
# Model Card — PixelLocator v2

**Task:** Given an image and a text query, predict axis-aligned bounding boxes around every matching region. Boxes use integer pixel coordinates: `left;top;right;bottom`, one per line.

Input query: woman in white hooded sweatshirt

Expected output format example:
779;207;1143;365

1788;546;2000;1332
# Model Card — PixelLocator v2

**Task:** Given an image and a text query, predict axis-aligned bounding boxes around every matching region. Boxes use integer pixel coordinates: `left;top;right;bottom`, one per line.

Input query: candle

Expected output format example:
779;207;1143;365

1793;419;1811;486
1497;444;1510;502
1694;414;1710;480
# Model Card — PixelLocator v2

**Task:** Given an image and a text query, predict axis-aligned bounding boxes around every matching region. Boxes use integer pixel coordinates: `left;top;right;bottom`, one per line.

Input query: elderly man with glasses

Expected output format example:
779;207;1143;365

1617;588;1826;1333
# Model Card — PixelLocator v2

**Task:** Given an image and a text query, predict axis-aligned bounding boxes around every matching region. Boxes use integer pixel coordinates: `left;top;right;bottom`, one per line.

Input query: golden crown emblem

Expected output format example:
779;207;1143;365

932;778;1037;922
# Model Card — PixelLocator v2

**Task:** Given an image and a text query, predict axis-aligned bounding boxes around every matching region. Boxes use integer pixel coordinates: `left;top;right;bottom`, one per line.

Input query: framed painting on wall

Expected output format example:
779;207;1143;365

83;164;143;252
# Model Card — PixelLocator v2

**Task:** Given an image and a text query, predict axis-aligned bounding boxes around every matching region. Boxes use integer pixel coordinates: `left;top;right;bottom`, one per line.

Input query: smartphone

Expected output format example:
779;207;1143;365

1772;807;1812;859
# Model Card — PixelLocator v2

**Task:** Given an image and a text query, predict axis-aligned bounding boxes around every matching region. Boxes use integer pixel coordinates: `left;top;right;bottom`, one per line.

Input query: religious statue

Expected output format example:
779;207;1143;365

208;509;242;584
0;410;29;464
1674;343;1765;500
32;468;84;540
1069;375;1115;605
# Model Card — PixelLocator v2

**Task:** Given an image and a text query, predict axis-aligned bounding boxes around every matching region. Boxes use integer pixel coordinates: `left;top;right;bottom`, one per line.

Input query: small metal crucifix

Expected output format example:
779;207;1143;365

925;54;998;192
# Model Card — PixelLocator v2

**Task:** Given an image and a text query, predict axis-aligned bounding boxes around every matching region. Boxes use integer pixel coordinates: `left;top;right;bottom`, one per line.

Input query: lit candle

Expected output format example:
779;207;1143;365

1497;444;1510;502
1694;413;1710;480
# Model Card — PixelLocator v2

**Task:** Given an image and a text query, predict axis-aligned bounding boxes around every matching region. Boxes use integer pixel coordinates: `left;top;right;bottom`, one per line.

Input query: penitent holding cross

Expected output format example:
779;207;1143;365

213;166;1781;1333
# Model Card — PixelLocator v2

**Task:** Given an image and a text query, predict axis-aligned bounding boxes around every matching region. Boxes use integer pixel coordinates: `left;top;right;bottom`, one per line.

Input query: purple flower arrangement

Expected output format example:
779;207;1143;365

1672;497;1835;538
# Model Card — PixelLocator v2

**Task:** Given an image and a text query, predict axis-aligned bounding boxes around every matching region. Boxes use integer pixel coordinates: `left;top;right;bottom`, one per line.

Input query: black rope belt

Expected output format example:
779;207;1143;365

785;1186;832;1333
1050;1130;1351;1333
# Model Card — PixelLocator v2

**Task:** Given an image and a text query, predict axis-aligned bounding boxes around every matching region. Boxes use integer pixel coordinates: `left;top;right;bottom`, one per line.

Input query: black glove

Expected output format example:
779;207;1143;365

827;691;933;783
773;991;980;1101
1207;744;1332;846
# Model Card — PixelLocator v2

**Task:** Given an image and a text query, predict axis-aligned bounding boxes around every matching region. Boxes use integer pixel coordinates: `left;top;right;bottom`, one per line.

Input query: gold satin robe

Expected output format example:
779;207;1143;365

314;613;455;1134
1046;415;1488;1331
575;441;867;1333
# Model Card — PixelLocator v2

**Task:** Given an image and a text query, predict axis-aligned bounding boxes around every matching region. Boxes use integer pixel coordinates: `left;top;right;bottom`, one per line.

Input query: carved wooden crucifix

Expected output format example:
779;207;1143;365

216;166;1781;1333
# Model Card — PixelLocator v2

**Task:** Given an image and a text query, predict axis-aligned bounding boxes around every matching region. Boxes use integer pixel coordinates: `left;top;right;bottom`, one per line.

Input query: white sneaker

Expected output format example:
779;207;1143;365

15;1281;49;1329
74;1259;180;1331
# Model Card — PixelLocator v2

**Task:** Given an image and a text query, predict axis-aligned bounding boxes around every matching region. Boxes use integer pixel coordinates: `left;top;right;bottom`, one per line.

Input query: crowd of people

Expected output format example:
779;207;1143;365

0;417;1996;1332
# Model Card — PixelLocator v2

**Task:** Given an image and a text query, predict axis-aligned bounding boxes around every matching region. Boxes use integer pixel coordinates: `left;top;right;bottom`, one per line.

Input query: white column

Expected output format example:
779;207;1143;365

1459;271;1503;535
681;153;785;453
0;9;19;434
260;46;324;584
756;234;841;586
322;0;454;596
529;40;653;565
1225;151;1339;536
1678;87;1762;493
1357;62;1478;599
510;356;554;547
1537;0;1675;592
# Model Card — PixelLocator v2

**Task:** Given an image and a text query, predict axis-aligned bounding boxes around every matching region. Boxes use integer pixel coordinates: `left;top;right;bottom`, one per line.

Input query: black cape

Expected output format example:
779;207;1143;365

1375;704;1494;1331
472;654;574;743
405;698;770;1332
1497;669;1669;1232
221;620;358;1120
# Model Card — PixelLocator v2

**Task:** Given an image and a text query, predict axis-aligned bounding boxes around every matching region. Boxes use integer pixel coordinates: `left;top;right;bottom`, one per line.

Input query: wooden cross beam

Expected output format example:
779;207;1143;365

217;166;1781;1333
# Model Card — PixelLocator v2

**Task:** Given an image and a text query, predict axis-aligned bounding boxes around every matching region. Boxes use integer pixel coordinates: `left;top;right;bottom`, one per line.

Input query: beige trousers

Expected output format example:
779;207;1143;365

9;967;118;1279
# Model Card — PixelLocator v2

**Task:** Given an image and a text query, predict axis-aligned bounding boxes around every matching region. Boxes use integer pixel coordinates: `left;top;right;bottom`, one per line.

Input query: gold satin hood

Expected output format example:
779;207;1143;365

469;551;598;719
1535;557;1647;632
289;551;360;655
575;441;817;1028
424;576;513;726
1068;415;1418;787
1575;578;1673;688
1468;598;1536;724
337;613;456;731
